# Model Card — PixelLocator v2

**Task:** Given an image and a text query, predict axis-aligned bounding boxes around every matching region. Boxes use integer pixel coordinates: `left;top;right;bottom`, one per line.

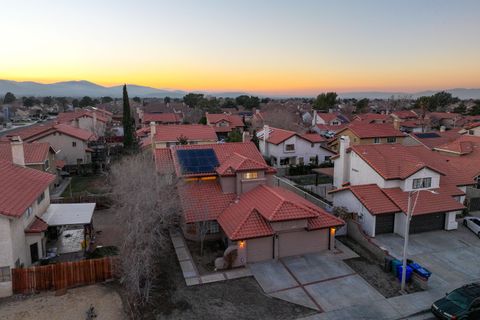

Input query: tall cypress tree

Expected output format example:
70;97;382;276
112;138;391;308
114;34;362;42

122;84;135;150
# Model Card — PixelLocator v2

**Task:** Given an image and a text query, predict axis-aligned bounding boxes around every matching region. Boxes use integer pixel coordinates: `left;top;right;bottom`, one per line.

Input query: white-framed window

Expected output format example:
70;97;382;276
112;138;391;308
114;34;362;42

469;130;475;135
387;137;397;143
285;144;295;152
243;172;258;180
0;266;11;282
373;137;381;144
24;206;33;220
412;177;432;189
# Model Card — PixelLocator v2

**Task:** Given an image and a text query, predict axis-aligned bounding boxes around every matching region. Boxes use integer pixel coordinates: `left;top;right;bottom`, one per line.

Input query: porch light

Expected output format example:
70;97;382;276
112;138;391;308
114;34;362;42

330;228;336;237
238;240;245;249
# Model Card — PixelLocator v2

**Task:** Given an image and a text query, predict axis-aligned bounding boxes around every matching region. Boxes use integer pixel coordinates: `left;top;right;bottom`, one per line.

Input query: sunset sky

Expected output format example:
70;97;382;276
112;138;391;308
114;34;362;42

1;0;480;95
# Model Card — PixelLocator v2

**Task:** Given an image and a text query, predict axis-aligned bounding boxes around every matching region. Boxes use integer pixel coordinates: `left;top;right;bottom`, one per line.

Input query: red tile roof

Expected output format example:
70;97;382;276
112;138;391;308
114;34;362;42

428;112;461;120
330;184;400;215
434;135;480;155
57;110;108;124
178;180;236;223
301;133;326;143
315;124;348;133
338;122;406;139
168;142;271;177
258;127;296;145
54;124;97;141
154;148;175;174
382;188;465;216
351;144;445;180
25;216;49;233
465;122;480;130
354;113;389;123
315;113;342;123
0;160;55;218
0;142;52;164
216;152;269;175
206;114;244;128
400;120;424;128
391;110;418;120
154;124;217;142
411;131;462;149
143;113;182;124
218;185;344;240
0;123;56;142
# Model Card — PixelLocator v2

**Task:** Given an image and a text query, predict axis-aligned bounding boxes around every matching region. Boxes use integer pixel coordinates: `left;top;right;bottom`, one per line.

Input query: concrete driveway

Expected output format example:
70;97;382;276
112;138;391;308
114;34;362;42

373;223;480;290
249;244;389;314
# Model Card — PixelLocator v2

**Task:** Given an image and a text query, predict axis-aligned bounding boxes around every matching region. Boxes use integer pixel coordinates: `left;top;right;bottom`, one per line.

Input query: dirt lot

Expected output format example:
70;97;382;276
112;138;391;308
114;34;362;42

140;241;316;320
0;284;126;320
339;236;422;298
93;207;124;248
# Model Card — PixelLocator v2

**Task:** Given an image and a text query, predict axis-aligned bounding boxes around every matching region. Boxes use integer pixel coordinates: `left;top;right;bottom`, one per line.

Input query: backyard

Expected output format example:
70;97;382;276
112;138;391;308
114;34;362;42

61;174;109;197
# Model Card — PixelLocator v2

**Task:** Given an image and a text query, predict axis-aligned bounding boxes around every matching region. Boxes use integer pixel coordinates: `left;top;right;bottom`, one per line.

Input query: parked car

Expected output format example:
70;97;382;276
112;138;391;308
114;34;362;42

463;217;480;237
431;283;480;319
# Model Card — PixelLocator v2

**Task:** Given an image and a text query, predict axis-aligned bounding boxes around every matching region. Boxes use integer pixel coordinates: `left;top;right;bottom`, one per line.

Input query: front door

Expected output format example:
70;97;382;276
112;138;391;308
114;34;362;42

30;243;39;263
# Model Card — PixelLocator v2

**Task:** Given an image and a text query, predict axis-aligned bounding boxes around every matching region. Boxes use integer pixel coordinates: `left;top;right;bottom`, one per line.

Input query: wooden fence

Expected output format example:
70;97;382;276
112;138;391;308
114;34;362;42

11;257;117;294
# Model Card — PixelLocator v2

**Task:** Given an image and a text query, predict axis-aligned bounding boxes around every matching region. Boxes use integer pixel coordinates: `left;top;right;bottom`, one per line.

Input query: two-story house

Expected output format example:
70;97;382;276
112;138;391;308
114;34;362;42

1;123;98;166
146;124;218;149
257;126;335;167
57;110;110;137
141;112;183;126
311;111;349;127
154;142;344;265
205;113;245;140
330;136;470;238
0;159;55;297
328;122;407;152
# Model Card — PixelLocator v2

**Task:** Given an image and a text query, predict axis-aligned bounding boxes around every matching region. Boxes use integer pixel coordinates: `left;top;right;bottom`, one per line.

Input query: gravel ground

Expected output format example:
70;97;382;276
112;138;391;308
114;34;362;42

138;241;317;320
339;236;423;298
0;284;126;320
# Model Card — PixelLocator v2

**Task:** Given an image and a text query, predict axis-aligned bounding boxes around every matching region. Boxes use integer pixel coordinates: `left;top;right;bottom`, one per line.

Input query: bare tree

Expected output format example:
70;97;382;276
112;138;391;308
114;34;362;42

109;153;180;306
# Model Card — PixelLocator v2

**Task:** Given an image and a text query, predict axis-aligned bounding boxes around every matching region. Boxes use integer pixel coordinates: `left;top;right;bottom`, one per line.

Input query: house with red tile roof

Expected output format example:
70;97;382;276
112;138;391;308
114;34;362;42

461;122;480;136
330;136;471;237
312;111;349;126
328;122;406;152
409;130;462;149
0;160;55;297
0;138;60;188
256;125;335;168
427;112;462;129
0;123;98;166
154;142;344;265
57;109;110;136
144;124;218;149
390;110;418;121
352;113;390;124
205;112;245;139
141;112;183;126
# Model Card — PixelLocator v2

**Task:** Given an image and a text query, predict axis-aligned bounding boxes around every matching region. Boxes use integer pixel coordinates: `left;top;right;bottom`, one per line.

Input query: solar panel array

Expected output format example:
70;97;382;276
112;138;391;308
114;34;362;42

177;149;219;174
415;133;441;138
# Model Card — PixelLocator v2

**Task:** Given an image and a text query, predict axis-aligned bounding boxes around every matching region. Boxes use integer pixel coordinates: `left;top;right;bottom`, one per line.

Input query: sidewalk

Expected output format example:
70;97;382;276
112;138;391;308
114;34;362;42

50;177;72;198
169;229;251;286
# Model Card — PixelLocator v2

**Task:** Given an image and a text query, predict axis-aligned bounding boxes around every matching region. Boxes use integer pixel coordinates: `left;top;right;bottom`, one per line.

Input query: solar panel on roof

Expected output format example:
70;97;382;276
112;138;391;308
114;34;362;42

415;133;441;139
177;149;219;174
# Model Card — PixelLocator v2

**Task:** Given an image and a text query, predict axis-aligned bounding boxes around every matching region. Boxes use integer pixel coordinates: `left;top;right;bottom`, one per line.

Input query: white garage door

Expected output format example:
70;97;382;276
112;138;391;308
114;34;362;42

278;229;329;258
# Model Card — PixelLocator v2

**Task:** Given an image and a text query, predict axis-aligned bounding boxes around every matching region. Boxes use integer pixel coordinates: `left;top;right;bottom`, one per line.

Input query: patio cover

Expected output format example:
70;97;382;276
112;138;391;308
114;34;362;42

42;203;96;226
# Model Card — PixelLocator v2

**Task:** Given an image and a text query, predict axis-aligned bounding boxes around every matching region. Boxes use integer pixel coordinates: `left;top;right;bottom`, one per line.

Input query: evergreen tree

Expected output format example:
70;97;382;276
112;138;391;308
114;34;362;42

251;129;260;150
122;85;135;150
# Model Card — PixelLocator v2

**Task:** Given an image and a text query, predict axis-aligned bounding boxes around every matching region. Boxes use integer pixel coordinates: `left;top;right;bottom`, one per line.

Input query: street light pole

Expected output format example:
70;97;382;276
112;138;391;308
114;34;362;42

401;191;414;292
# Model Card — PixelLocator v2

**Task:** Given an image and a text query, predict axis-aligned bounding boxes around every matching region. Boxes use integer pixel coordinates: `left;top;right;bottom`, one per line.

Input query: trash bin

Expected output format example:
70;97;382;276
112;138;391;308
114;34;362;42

384;256;394;272
408;262;432;279
392;259;402;276
396;265;413;282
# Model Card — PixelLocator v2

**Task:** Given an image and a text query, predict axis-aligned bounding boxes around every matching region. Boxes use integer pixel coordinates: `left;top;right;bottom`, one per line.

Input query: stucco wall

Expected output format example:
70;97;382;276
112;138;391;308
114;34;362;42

332;191;376;237
36;133;90;165
271;219;308;232
401;168;440;191
349;151;390;187
278;229;329;257
246;236;273;263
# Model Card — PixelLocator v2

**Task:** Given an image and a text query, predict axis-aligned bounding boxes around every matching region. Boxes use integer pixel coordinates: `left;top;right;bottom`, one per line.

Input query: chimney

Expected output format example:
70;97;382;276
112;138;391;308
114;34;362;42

333;136;350;188
393;118;400;130
242;131;250;143
10;136;25;166
312;110;318;126
262;125;269;156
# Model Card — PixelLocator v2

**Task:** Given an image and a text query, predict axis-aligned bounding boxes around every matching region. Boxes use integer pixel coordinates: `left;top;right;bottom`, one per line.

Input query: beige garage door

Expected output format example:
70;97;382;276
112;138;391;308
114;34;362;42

247;236;273;263
278;229;329;258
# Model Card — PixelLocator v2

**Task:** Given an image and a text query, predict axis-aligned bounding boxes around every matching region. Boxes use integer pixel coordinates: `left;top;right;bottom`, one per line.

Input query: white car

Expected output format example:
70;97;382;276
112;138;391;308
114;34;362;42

463;216;480;237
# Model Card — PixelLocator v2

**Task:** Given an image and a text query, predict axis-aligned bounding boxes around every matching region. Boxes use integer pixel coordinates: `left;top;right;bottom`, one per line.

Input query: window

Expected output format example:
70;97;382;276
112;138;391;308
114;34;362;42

309;156;317;164
37;191;45;204
469;130;475;135
0;267;11;282
44;159;50;171
298;157;304;165
77;158;83;164
207;221;220;234
285;144;295;152
243;172;258;180
373;137;381;144
24;207;32;220
412;177;432;189
280;158;290;166
311;143;314;148
387;137;397;143
72;141;77;147
324;156;331;162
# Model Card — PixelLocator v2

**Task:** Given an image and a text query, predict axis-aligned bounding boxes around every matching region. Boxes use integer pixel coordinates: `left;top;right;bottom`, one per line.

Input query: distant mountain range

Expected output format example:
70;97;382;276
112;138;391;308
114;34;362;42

1;79;480;99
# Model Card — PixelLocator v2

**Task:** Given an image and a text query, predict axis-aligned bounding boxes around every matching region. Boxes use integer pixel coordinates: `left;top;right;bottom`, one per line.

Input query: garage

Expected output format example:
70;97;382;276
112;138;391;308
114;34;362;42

375;214;395;234
247;236;273;263
277;229;329;258
410;213;445;234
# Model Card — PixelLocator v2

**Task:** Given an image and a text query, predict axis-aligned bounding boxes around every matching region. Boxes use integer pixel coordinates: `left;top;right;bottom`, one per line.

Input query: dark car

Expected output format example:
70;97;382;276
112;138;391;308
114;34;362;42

431;283;480;319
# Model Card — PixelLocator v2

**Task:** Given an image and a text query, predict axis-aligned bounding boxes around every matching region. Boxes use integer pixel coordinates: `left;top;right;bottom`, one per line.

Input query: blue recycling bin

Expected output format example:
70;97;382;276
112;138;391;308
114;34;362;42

408;262;432;279
396;265;413;282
